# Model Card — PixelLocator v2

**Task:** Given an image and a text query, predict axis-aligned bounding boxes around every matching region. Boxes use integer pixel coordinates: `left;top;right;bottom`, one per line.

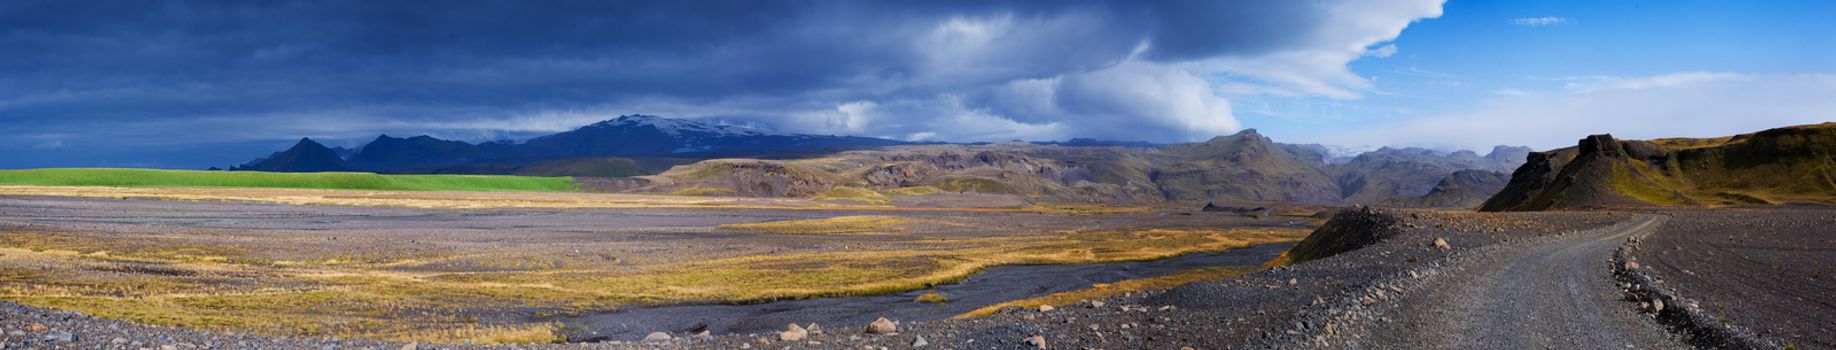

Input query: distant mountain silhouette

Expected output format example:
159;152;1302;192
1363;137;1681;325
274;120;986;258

244;115;904;173
234;138;357;172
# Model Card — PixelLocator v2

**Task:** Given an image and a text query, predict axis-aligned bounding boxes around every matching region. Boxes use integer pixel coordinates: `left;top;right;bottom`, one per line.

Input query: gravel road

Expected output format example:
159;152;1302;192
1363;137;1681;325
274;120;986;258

1367;214;1686;349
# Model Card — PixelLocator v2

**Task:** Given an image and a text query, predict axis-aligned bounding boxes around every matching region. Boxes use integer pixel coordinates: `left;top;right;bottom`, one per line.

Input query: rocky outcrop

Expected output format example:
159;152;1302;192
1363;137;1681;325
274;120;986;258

1285;207;1403;263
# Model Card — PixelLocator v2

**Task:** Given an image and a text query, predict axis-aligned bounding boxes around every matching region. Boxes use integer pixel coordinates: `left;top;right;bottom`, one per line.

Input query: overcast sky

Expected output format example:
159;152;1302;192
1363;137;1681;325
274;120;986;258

1;0;1832;169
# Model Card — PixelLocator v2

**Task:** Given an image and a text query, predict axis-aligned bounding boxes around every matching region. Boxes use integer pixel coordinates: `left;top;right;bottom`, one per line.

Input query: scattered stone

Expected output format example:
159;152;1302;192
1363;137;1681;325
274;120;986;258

911;335;928;347
694;330;713;340
24;323;47;332
867;317;898;334
1361;296;1376;305
740;342;752;349
1090;300;1106;308
1288;278;1298;286
1024;335;1047;349
113;337;130;345
808;323;823;335
1623;260;1640;270
1433;237;1452;250
1038;305;1055;312
44;330;75;342
644;332;672;342
780;323;809;341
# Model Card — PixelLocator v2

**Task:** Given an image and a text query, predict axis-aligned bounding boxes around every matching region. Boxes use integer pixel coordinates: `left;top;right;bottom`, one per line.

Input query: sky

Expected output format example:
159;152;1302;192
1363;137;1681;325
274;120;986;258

1;0;1832;169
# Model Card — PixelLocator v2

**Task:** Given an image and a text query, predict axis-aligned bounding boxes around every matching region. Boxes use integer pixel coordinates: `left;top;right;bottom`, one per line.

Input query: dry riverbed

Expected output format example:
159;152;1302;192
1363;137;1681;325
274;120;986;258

0;191;1314;344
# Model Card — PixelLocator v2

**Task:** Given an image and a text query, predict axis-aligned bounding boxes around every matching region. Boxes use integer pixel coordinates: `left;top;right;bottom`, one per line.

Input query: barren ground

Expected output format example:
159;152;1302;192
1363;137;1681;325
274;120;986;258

1642;206;1836;349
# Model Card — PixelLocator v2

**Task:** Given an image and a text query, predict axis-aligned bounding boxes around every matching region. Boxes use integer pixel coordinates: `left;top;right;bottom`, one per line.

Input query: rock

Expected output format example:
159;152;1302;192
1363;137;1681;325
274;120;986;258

400;343;419;350
740;342;752;349
23;323;47;332
780;323;809;341
1090;300;1106;308
1288;278;1298;285
912;335;928;347
694;330;713;340
113;337;130;345
1433;237;1451;250
866;317;898;334
1024;335;1047;349
807;323;822;335
1038;305;1055;312
43;331;75;342
1360;296;1376;305
644;332;672;342
1623;260;1640;270
1652;299;1664;312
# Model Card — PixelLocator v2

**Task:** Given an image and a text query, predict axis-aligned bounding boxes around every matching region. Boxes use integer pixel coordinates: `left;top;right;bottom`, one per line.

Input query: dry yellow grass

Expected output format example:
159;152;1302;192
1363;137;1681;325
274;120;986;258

715;215;909;234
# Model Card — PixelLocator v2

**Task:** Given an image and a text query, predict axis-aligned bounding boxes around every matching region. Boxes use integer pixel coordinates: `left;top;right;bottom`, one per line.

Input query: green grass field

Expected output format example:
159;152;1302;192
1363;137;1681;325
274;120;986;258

0;168;577;192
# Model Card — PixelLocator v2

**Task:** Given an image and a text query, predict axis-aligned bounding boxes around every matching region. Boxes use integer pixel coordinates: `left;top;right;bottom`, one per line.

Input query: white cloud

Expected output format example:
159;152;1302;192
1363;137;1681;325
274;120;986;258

1365;43;1399;58
1191;0;1444;99
1303;73;1836;151
1509;17;1569;26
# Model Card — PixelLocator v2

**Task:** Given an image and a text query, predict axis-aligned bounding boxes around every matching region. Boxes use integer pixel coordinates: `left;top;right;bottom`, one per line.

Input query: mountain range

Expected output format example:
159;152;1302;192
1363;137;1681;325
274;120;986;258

237;115;901;173
237;115;1531;207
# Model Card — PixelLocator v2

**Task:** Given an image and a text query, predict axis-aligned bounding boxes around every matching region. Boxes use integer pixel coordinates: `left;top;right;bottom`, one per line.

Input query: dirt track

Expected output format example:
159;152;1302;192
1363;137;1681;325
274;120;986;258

1363;214;1685;349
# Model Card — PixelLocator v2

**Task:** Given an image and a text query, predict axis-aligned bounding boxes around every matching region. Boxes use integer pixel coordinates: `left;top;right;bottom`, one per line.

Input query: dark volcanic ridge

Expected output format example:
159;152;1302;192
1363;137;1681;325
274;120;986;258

1482;122;1836;211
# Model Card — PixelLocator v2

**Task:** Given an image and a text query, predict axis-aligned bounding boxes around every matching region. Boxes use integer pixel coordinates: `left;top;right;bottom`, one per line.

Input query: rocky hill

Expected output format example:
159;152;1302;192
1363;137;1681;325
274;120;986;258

1386;169;1511;208
1481;123;1836;211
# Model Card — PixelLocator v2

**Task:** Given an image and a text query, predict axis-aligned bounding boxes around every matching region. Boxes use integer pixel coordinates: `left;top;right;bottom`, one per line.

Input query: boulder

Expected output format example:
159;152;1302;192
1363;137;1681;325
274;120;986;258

1024;335;1047;349
866;317;897;334
643;332;672;342
779;323;809;341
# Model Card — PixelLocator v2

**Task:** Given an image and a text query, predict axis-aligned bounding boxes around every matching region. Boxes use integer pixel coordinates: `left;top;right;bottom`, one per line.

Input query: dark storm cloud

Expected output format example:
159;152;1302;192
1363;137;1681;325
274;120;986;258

0;0;1442;168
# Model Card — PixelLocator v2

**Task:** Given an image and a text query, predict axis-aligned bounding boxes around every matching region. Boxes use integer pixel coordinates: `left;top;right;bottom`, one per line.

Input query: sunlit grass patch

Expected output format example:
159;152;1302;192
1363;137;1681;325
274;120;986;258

814;186;891;205
715;215;910;234
884;186;944;196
